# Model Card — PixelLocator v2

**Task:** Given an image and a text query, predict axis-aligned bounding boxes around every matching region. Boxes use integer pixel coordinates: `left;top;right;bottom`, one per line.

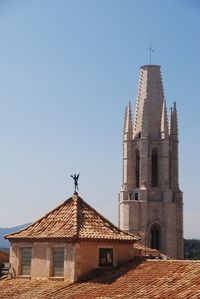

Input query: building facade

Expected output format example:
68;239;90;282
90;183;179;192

119;65;183;259
6;194;139;282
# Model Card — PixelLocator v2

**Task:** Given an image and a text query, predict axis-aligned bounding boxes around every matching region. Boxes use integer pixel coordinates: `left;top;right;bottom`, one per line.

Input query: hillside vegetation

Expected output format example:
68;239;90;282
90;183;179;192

184;239;200;260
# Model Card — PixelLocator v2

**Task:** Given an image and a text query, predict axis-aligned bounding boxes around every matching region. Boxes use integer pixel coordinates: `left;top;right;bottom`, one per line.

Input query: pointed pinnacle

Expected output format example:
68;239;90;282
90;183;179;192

123;106;127;134
124;102;133;140
170;101;178;140
161;100;169;139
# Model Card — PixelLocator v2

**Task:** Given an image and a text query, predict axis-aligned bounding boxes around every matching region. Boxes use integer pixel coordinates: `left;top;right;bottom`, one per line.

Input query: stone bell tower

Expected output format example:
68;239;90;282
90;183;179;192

119;65;183;259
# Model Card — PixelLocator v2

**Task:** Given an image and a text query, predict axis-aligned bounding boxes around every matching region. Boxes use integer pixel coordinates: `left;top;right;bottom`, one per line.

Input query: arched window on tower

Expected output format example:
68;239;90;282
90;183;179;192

150;224;161;250
151;150;158;187
135;150;140;188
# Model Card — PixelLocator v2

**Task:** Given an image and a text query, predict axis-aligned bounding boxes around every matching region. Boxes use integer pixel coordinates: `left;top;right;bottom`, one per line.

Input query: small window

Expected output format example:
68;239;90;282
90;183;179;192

128;193;133;200
99;248;113;267
52;248;64;277
135;193;138;200
20;247;32;275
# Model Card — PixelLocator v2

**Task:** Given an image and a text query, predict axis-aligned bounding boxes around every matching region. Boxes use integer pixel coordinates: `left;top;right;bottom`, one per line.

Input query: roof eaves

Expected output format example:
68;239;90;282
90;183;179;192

6;236;78;242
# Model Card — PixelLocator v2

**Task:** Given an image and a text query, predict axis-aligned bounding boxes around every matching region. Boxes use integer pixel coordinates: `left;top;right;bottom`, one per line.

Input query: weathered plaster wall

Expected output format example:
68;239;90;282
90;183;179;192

9;241;75;282
9;240;134;282
75;241;134;280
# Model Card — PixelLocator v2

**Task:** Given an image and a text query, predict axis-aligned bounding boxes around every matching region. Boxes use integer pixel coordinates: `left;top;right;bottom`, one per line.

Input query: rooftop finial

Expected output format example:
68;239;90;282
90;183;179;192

147;41;154;65
70;173;80;194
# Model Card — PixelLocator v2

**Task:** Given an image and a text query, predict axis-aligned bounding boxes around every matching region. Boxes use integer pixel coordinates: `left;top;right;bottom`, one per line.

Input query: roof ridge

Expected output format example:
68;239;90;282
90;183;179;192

72;193;78;237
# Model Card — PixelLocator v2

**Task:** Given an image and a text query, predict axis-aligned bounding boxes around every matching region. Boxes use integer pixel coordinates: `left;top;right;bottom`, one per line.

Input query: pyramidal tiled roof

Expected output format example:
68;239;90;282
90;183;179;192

5;194;139;243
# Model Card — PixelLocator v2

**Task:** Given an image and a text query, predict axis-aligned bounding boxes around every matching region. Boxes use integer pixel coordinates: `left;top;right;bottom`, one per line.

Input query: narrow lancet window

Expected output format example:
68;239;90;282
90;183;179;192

136;150;140;188
151;150;158;187
150;224;161;250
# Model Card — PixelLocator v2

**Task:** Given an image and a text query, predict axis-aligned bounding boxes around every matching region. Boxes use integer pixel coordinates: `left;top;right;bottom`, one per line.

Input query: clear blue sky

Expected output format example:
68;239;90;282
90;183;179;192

0;0;199;239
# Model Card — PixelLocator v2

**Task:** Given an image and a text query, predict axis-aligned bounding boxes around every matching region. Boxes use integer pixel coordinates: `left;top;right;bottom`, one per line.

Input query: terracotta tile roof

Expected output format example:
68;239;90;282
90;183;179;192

1;259;200;298
5;194;139;243
0;278;72;299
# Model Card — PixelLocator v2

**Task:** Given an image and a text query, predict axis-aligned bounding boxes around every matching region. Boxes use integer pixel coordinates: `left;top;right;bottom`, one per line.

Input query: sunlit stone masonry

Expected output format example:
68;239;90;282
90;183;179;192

119;65;183;259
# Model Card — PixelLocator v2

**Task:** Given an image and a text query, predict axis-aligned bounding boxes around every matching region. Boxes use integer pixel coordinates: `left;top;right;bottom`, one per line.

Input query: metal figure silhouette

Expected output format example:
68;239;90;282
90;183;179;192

146;41;155;65
71;173;79;193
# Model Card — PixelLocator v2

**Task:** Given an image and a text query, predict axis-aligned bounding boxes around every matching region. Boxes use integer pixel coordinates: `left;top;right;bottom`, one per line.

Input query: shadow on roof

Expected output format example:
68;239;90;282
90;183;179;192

79;258;146;284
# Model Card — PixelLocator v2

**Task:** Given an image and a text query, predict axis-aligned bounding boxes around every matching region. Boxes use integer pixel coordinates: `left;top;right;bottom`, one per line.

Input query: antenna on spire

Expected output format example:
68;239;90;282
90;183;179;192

147;41;155;65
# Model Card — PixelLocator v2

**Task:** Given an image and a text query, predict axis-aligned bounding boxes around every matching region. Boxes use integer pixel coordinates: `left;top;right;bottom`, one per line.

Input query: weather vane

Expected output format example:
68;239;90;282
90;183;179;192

147;41;155;65
70;173;80;194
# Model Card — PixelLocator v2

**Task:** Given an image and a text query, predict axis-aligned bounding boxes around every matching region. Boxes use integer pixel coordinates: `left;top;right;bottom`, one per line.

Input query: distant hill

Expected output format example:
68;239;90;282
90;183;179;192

0;224;30;248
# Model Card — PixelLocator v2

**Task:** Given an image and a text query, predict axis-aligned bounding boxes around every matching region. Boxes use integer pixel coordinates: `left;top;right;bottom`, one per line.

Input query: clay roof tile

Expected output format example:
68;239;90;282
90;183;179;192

5;194;139;243
1;260;200;298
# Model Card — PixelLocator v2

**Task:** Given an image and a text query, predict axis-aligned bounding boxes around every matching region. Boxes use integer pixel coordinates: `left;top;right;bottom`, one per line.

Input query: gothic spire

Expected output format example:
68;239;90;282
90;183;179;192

133;65;164;140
